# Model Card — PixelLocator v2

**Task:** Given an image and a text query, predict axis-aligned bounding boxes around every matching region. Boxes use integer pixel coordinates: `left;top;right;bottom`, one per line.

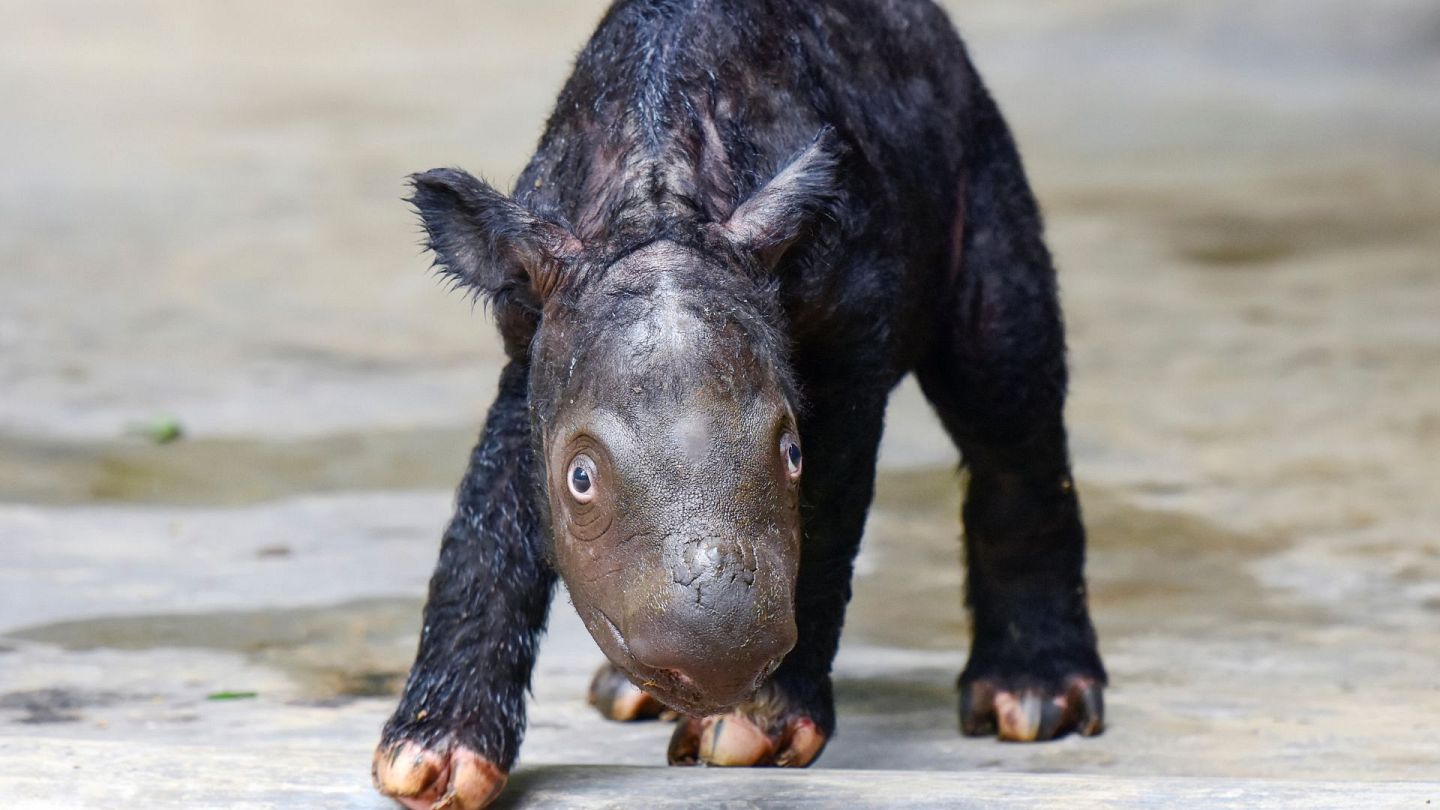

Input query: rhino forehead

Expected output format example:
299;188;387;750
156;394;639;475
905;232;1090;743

622;273;705;359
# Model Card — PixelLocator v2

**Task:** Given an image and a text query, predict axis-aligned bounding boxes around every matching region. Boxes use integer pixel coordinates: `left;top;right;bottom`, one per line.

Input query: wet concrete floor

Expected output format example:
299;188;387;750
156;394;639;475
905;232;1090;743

2;0;1439;806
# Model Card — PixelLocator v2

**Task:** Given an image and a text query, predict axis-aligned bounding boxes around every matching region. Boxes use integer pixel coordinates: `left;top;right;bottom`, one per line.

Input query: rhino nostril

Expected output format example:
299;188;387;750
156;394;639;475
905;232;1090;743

663;668;697;689
752;656;784;688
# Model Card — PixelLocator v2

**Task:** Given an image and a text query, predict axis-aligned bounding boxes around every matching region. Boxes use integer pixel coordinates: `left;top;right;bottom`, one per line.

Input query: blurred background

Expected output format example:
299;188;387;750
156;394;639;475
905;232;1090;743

2;0;1437;805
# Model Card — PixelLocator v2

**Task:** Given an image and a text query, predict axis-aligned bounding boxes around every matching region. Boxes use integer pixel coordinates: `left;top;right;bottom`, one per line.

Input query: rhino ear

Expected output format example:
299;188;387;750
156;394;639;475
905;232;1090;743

410;168;580;315
722;128;844;268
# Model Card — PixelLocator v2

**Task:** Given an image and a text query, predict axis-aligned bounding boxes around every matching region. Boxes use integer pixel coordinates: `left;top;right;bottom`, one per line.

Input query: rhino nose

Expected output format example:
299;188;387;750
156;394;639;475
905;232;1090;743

627;625;795;707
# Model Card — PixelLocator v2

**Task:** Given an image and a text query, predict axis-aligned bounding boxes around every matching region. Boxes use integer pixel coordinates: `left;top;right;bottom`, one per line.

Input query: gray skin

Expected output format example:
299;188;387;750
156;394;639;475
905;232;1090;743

532;240;805;716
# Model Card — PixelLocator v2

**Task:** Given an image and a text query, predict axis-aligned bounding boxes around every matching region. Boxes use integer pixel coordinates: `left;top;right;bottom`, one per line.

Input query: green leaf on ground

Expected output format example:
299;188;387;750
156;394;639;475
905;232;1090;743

206;691;258;701
126;416;185;444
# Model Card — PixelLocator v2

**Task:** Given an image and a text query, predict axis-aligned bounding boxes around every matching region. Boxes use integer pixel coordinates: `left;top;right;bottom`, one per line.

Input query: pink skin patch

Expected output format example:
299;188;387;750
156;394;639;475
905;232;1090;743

373;741;507;810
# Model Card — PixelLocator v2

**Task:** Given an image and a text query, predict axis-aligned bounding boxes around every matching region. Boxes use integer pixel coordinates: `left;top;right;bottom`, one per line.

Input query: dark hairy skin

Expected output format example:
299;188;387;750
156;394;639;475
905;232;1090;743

374;1;1105;807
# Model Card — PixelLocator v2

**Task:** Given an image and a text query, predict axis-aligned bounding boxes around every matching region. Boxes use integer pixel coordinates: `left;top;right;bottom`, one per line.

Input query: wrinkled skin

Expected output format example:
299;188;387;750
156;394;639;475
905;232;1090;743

376;1;1106;807
534;243;804;715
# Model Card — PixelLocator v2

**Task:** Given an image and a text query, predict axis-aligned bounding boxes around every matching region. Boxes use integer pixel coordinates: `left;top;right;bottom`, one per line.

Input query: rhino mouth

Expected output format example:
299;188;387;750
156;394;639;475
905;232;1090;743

588;607;763;717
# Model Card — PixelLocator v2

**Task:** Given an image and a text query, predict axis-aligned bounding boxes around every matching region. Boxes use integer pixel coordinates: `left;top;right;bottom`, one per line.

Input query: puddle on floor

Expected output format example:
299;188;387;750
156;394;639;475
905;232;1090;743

4;598;423;701
0;688;133;725
0;429;475;506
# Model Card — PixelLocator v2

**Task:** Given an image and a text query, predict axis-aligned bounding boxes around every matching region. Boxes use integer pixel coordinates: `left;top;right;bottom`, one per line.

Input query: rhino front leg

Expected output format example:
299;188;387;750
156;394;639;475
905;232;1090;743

374;362;554;810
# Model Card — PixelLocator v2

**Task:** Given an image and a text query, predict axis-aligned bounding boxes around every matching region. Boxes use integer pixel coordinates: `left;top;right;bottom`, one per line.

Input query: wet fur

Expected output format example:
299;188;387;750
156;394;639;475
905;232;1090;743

384;0;1105;771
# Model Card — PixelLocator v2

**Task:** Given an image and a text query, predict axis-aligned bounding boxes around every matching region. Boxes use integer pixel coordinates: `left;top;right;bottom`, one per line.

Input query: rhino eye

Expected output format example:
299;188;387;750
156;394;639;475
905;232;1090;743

568;454;596;503
781;433;802;479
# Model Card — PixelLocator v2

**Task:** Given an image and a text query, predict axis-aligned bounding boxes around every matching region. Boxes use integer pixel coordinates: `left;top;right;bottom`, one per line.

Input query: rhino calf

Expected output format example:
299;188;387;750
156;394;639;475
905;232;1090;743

375;1;1105;806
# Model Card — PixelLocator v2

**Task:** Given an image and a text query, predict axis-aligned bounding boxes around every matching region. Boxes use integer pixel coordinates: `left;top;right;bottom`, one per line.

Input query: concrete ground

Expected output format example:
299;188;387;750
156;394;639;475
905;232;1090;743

2;0;1438;807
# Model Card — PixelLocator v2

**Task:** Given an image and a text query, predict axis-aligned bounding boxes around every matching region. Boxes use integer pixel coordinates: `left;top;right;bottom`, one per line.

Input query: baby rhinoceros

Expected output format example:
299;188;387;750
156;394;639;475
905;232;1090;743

374;1;1105;806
